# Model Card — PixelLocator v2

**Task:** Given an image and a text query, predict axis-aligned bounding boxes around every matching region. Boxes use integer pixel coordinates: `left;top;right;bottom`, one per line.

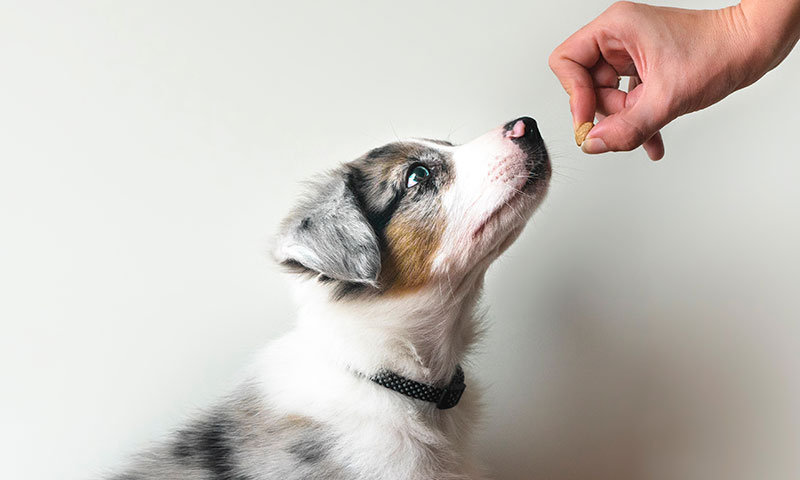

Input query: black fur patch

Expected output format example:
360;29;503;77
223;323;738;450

346;168;403;236
288;436;328;463
173;413;242;479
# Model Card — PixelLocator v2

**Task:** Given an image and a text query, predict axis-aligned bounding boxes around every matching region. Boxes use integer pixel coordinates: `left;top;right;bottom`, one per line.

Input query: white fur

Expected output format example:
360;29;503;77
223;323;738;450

250;275;488;479
433;126;547;279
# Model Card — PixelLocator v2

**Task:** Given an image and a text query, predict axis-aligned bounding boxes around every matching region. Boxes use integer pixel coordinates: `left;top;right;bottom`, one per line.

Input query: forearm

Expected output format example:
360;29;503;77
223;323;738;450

738;0;800;75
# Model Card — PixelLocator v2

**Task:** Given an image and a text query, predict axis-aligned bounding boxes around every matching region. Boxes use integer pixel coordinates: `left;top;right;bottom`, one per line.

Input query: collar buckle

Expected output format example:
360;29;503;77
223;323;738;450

435;366;466;409
436;377;466;410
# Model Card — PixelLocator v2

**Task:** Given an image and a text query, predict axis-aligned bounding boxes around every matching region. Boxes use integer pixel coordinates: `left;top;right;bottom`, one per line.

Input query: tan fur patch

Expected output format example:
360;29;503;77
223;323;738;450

283;414;315;428
381;207;444;292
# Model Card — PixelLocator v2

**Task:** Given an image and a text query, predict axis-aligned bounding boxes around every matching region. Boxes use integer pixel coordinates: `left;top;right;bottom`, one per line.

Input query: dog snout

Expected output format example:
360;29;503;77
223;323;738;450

503;116;542;145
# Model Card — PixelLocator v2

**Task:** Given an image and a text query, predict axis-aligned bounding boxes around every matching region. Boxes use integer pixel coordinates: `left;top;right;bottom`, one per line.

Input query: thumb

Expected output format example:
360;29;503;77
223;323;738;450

582;82;669;154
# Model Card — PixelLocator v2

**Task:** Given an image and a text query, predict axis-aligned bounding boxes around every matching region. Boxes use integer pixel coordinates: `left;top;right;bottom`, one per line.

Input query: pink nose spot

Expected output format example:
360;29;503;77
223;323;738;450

506;120;526;139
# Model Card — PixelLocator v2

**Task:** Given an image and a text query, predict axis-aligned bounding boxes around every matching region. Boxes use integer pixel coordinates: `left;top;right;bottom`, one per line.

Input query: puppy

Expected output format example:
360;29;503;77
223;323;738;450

108;117;550;480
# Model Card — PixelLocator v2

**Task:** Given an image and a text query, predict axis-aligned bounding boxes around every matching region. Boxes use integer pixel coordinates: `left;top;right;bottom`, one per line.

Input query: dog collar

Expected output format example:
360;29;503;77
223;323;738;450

369;365;466;410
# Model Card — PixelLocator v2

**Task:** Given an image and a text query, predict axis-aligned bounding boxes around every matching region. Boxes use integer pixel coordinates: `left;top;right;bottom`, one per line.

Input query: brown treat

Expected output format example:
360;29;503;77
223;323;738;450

574;121;594;146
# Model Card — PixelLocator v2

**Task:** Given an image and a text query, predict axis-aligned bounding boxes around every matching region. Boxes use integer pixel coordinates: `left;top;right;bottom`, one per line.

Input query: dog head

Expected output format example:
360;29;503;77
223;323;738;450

274;117;550;298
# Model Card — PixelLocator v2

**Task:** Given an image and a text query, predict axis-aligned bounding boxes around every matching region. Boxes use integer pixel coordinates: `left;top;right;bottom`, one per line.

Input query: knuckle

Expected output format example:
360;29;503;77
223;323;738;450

610;115;650;151
606;1;639;19
619;126;647;151
548;45;567;65
547;50;560;72
609;1;636;12
619;137;642;152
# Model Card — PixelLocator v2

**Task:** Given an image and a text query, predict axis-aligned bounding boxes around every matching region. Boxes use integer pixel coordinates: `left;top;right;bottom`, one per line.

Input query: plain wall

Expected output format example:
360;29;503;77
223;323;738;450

2;1;799;479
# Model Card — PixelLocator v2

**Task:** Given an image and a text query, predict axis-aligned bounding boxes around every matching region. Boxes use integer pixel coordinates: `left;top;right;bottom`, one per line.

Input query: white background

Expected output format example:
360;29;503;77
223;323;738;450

2;1;799;479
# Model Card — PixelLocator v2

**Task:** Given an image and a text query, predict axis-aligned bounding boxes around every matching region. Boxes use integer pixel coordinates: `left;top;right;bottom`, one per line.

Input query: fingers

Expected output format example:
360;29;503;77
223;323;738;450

594;78;665;160
595;86;627;114
634;75;664;159
590;59;621;89
550;7;669;159
584;77;669;157
549;25;603;129
549;57;596;130
642;131;665;160
583;94;662;154
590;87;665;160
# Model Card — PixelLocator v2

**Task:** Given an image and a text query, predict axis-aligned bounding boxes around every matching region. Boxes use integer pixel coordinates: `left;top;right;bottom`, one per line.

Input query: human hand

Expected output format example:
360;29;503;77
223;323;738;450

549;1;800;160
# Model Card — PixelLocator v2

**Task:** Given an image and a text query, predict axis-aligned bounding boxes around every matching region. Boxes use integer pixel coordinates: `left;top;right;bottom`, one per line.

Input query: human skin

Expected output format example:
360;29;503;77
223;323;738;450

549;0;800;160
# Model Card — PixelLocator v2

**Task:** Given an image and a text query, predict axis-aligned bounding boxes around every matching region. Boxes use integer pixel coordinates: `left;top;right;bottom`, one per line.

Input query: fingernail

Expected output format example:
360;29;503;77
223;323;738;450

581;137;608;154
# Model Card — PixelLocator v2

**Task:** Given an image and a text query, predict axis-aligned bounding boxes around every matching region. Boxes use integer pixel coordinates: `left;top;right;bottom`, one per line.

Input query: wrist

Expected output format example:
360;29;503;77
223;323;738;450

710;5;767;89
736;0;800;78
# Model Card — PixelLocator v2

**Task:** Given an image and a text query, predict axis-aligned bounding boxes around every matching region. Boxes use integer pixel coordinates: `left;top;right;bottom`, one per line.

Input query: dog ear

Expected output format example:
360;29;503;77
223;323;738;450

274;171;381;286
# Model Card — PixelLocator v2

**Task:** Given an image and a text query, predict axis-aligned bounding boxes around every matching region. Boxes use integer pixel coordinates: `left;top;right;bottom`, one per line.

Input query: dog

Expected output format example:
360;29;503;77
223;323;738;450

108;117;550;480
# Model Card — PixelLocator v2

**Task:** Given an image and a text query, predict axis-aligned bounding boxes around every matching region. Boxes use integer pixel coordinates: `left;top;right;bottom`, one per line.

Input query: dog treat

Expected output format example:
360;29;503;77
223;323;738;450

574;121;594;146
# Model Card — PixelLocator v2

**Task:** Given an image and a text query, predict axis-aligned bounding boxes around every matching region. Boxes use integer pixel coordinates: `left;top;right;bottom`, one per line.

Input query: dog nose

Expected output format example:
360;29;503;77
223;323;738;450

504;117;542;144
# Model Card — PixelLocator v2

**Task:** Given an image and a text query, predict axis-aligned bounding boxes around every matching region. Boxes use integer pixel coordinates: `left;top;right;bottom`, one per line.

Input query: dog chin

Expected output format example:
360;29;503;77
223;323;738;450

474;170;550;260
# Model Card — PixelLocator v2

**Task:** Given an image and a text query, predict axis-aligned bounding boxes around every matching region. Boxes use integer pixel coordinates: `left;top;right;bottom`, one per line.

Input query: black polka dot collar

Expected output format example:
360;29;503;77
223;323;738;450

369;365;466;410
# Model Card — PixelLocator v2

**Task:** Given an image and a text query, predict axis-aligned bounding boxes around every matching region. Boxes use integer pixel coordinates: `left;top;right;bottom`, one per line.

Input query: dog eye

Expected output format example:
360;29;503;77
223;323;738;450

406;165;430;188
